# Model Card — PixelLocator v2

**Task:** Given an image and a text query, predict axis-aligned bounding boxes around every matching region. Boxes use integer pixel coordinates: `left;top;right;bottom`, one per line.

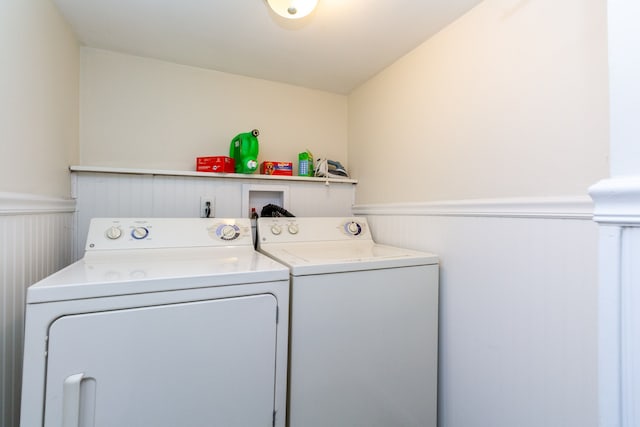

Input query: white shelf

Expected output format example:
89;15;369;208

69;166;357;185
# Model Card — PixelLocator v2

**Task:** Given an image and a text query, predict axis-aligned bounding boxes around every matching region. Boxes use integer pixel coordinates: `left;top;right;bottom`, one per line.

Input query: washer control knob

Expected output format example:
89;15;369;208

346;221;362;236
288;224;299;235
105;226;122;240
131;227;149;240
220;224;239;241
271;224;282;235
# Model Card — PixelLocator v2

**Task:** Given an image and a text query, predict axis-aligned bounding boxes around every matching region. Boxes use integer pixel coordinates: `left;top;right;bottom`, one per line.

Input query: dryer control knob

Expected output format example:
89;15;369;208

106;226;122;240
220;225;239;241
131;226;149;240
288;224;299;234
271;224;282;235
346;221;362;235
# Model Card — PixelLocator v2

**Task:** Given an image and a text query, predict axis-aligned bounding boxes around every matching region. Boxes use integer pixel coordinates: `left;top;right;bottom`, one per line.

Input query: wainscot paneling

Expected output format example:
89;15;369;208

354;196;598;427
0;193;75;427
71;168;356;260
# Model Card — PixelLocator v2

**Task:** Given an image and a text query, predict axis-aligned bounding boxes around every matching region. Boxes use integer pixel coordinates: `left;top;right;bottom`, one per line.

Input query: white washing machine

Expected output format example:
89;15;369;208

20;218;289;427
256;217;439;427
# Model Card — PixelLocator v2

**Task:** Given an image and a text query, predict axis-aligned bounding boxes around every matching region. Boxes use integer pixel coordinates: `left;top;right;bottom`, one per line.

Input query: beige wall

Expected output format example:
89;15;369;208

348;0;609;204
0;0;79;198
80;48;348;173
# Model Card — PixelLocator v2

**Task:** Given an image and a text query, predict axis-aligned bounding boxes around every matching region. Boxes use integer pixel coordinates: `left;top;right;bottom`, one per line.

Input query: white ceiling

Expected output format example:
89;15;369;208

53;0;483;94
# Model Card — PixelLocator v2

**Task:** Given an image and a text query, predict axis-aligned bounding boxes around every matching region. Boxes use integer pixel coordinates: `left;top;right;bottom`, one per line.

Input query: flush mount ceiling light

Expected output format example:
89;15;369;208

266;0;318;19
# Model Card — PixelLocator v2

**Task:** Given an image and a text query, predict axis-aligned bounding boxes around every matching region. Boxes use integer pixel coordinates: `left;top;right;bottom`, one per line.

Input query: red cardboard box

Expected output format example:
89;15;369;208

261;161;293;176
196;156;235;173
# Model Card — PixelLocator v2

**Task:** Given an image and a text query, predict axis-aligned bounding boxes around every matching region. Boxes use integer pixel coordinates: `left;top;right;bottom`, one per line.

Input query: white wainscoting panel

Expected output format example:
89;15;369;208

72;171;356;259
0;197;74;427
357;198;598;427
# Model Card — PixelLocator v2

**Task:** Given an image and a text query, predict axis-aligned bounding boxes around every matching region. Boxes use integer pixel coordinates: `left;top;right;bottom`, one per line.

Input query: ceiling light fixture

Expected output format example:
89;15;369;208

266;0;318;19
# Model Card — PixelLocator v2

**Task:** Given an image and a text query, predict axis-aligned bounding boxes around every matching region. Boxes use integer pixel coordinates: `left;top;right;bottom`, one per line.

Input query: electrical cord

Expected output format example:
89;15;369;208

260;204;295;217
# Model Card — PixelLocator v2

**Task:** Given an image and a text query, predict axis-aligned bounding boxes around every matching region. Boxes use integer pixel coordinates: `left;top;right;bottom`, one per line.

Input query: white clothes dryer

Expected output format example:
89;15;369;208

20;218;289;427
256;217;439;427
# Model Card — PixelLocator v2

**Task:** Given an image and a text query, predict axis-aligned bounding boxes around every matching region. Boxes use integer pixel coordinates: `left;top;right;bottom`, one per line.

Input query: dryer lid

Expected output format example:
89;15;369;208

27;247;288;303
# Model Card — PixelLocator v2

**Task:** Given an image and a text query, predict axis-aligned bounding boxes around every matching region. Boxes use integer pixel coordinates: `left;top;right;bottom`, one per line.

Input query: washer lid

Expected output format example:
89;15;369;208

27;247;289;303
259;241;438;276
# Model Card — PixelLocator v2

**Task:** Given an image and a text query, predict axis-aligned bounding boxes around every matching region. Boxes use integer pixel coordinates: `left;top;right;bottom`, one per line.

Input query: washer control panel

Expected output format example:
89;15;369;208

86;218;253;251
258;217;371;244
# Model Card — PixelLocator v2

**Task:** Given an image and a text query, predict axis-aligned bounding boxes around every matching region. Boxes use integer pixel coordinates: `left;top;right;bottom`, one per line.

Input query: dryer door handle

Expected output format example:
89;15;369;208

62;373;85;427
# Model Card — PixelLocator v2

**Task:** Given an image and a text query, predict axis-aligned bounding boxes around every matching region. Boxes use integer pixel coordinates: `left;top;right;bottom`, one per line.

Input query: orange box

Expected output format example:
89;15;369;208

261;161;293;176
196;156;235;173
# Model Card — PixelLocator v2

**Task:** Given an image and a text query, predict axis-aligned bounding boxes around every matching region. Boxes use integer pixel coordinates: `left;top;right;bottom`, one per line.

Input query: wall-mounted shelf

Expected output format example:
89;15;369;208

69;166;357;185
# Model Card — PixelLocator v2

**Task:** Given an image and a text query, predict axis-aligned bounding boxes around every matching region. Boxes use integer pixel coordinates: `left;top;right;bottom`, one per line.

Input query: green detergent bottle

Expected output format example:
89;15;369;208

229;129;260;174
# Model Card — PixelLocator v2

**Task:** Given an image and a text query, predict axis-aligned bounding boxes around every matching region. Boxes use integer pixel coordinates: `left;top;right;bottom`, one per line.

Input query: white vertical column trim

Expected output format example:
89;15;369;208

597;225;623;427
620;228;639;427
591;179;640;427
595;1;640;424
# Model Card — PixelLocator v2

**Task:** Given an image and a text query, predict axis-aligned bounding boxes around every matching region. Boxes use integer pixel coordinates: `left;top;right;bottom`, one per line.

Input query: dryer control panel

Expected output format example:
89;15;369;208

85;218;253;251
257;217;372;244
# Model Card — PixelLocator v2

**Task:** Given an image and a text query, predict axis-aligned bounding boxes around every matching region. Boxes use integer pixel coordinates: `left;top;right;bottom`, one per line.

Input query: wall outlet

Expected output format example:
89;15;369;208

200;196;215;218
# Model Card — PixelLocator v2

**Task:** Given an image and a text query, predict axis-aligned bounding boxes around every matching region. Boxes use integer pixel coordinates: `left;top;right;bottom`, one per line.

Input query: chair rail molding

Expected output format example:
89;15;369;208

0;192;76;215
353;196;593;220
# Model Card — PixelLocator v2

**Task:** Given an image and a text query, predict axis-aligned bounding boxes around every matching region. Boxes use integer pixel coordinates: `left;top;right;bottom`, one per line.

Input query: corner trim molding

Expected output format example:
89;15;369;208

352;196;593;220
589;177;640;224
0;192;76;215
